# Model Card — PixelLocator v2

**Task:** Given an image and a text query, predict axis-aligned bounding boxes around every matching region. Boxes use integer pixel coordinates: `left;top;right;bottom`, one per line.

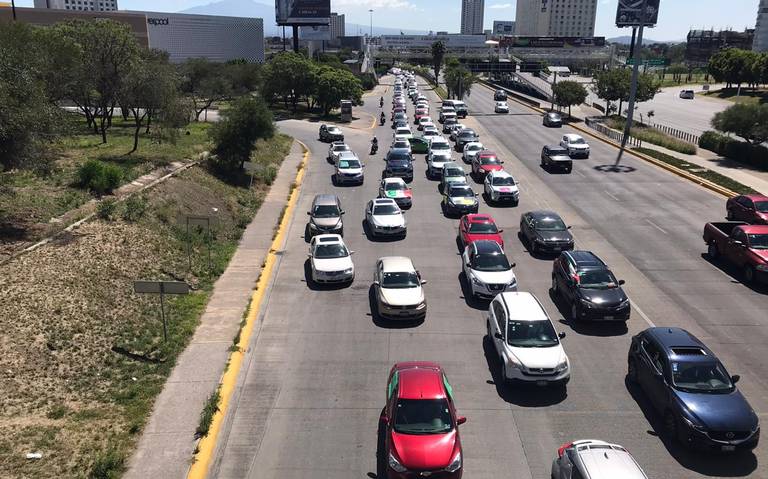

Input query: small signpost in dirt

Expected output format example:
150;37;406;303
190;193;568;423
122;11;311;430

133;280;190;341
181;215;214;273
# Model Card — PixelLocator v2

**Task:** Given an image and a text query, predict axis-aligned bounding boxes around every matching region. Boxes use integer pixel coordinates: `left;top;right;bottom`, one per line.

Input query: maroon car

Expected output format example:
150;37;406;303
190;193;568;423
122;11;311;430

471;150;504;179
726;194;768;225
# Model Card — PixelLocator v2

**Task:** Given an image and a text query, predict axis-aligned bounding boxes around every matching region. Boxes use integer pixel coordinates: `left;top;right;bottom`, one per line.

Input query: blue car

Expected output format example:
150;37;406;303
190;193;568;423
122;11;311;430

628;327;760;452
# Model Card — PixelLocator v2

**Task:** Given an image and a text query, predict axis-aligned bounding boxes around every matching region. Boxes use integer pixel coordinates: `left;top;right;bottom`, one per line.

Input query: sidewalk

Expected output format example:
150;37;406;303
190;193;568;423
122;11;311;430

636;142;768;195
124;140;306;479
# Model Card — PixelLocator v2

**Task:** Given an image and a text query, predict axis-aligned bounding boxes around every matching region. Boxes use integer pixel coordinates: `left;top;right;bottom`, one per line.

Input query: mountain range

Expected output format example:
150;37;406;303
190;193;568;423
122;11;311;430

179;0;426;37
606;36;685;45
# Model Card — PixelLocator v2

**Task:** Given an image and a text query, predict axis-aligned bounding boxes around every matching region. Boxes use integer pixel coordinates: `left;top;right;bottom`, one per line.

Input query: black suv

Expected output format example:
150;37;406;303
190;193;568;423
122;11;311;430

541;145;572;173
628;327;760;452
383;150;414;182
519;210;574;255
455;129;479;151
319;124;344;142
551;251;630;321
494;89;507;101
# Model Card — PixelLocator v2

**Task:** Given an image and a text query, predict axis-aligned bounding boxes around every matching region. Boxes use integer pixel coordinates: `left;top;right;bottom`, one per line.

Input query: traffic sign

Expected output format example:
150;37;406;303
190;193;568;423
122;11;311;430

625;58;669;66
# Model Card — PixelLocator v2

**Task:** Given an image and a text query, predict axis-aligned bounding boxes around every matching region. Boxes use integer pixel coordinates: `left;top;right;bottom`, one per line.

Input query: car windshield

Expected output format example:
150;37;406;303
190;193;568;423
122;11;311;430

506;320;559;348
382;271;419;288
468;222;498;234
568;138;586;145
333;145;349;151
424;130;438;137
748;234;768;249
328;127;341;133
548;114;560;119
314;244;348;259
338;159;361;169
373;204;400;215
755;201;768;212
550;149;569;156
577;270;618;289
480;156;500;165
535;218;567;231
468;144;482;151
393;141;409;149
312;204;339;218
450;187;474;197
446;168;465;178
492;176;515;186
388;152;411;161
432;143;450;150
671;361;734;393
396;129;410;135
473;253;511;272
394;399;453;435
459;131;476;137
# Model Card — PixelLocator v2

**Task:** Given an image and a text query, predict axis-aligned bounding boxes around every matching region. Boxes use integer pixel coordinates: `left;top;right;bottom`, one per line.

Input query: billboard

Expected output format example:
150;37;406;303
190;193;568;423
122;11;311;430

499;36;606;48
276;0;330;26
300;25;331;40
615;0;660;27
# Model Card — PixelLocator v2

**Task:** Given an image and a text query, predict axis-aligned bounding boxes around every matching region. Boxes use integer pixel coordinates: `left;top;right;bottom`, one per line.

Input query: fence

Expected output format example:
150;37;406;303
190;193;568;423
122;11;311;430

585;118;642;148
648;122;700;146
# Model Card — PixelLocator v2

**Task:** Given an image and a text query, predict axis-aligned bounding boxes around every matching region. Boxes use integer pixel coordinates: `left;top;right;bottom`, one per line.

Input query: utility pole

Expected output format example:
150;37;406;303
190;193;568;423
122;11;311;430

615;0;648;167
369;9;373;41
11;0;17;20
292;25;299;53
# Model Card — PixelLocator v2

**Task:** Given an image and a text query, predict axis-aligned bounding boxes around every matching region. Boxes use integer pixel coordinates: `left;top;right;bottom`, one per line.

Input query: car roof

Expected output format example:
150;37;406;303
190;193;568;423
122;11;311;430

313;234;343;244
565;250;606;270
547;145;569;151
563;134;583;140
394;363;446;400
383;177;406;186
458;129;476;135
645;327;708;353
478;150;496;156
313;194;339;205
740;225;768;234
741;194;768;201
466;213;493;223
572;440;647;479
498;292;549;322
474;239;503;254
380;256;416;273
489;169;512;178
373;198;399;206
443;162;462;169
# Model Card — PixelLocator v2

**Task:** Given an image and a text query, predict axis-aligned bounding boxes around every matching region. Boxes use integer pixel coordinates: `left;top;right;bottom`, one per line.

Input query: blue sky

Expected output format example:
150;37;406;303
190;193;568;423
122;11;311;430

15;0;760;40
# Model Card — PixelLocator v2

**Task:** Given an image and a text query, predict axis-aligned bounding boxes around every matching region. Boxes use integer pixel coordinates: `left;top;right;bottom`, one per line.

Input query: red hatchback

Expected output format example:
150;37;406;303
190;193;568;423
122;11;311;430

727;194;768;224
471;150;504;178
459;214;504;248
382;362;465;479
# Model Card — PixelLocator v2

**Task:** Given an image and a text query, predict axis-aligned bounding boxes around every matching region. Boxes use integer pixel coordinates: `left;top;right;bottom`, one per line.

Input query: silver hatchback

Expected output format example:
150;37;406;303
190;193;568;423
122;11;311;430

551;439;648;479
307;194;344;238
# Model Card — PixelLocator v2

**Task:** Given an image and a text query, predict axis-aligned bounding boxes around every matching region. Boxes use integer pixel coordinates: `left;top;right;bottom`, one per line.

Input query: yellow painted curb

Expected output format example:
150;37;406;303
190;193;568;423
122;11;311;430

186;140;311;479
478;81;737;198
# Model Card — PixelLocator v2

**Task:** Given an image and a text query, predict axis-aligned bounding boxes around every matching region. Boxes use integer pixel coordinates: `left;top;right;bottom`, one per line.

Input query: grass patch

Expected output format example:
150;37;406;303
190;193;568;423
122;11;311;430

606;117;697;154
657;73;710;88
634;147;758;195
195;388;221;439
434;86;448;100
705;88;768;105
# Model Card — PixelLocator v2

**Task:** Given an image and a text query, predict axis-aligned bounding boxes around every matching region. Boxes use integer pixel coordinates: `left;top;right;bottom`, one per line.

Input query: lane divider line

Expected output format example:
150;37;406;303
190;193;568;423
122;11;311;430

476;82;737;199
186;140;311;479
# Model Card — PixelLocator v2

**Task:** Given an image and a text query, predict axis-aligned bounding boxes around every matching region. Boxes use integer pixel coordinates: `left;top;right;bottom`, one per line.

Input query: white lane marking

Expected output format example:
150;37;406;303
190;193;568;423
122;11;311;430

604;190;620;202
632;301;656;328
574;169;586;178
645;218;668;235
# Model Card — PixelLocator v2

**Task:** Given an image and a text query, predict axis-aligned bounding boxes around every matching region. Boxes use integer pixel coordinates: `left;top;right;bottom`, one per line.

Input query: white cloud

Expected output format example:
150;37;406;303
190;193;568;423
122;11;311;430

488;3;512;8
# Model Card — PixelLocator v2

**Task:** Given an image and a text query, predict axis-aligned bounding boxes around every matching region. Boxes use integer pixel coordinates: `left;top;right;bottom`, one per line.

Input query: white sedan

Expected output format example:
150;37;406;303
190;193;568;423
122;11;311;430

308;234;354;284
462;142;484;164
365;198;407;238
559;134;590;158
484;170;519;205
494;101;509;113
462;240;517;299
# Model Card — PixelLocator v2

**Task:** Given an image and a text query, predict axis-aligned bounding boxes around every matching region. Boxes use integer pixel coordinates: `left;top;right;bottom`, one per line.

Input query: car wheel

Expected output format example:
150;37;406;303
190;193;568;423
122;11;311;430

627;358;638;383
530;241;538;255
664;410;678;442
551;275;558;294
565;168;572;173
707;243;719;260
744;265;756;284
570;303;579;322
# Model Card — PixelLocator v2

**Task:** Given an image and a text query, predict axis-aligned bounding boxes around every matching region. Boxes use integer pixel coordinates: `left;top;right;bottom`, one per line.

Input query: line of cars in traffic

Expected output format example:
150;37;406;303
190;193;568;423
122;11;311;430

313;70;761;478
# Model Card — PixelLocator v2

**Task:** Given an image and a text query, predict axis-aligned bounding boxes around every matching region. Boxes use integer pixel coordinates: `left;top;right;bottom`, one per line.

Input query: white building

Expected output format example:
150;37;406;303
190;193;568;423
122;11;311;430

34;0;117;12
755;0;768;51
493;20;515;35
515;0;597;37
330;12;345;40
460;0;484;35
140;12;264;63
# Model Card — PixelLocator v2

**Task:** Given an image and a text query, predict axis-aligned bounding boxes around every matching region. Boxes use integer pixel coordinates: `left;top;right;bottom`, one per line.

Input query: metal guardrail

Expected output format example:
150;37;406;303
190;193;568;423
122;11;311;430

648;122;700;146
585;118;642;148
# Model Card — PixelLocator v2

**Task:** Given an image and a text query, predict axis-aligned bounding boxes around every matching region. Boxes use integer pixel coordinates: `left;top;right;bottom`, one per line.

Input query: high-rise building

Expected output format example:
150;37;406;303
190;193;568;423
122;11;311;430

493;20;515;35
33;0;118;12
515;0;597;37
460;0;484;35
754;0;768;51
330;12;345;41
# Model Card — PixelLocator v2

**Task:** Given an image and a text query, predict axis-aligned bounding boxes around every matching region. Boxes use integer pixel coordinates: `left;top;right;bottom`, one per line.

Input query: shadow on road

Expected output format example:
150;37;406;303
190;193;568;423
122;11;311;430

625;377;758;477
457;272;490;311
361;220;406;243
302;259;352;291
593;164;637;173
549;292;629;338
368;285;424;329
482;334;567;407
700;253;768;294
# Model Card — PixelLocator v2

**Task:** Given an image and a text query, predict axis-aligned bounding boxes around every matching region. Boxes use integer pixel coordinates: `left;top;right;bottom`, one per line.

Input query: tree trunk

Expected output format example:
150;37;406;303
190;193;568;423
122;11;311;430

145;111;152;134
100;114;108;144
130;111;142;154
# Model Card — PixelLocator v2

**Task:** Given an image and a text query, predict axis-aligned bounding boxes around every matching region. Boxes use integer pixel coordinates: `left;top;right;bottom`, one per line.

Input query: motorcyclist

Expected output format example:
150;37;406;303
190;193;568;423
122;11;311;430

370;136;379;154
379;112;385;124
379;96;384;107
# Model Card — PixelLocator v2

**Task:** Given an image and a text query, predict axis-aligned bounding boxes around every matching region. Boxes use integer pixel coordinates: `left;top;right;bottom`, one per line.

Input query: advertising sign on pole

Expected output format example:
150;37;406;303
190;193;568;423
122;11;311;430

276;0;330;26
301;25;331;40
616;0;660;27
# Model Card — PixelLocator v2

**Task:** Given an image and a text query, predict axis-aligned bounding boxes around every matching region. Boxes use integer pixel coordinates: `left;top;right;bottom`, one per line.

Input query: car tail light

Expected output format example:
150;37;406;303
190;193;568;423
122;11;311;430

557;442;573;457
571;274;580;284
404;190;412;198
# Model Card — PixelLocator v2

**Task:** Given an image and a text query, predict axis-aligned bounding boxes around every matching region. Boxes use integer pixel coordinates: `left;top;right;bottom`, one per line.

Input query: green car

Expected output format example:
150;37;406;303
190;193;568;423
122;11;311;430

409;136;430;154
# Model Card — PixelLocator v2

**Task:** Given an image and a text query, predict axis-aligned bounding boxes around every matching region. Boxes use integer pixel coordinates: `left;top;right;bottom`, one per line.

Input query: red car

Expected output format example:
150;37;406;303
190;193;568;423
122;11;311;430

471;150;504;178
459;214;504;248
414;110;429;123
382;362;465;479
727;194;768;224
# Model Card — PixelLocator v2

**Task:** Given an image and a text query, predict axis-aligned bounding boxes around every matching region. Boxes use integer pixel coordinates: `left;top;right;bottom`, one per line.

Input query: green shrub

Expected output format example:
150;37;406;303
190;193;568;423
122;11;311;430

122;195;147;222
699;130;768;170
77;160;123;195
357;73;378;91
195;388;221;438
88;447;125;479
96;198;118;220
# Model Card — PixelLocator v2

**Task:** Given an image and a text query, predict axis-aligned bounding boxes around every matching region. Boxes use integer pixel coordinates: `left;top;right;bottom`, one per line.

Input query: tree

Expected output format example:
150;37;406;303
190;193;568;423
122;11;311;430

708;48;760;90
210;96;275;173
260;52;314;111
444;65;476;100
431;41;446;85
552;80;588;117
592;69;627;116
311;65;364;116
180;58;233;121
712;103;768;145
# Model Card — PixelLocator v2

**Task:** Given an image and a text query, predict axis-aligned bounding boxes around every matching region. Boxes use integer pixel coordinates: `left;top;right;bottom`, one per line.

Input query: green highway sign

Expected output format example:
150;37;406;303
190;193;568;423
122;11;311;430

625;58;669;66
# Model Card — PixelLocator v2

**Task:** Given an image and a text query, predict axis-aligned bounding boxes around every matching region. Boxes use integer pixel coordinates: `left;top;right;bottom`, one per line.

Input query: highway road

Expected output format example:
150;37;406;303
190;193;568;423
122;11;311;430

206;76;767;478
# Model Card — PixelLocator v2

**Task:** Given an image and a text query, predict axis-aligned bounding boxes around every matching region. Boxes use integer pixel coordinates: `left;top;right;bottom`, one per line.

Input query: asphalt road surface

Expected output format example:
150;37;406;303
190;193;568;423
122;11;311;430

207;76;767;478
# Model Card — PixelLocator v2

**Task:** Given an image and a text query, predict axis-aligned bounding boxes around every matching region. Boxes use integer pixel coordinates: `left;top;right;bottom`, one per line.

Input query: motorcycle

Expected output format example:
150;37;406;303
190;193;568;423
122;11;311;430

379;97;384;108
370;141;379;155
379;115;386;126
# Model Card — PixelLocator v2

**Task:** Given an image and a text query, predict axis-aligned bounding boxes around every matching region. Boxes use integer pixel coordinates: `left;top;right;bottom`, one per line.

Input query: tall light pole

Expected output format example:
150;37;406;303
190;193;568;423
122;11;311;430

11;0;17;20
369;9;373;42
616;0;648;167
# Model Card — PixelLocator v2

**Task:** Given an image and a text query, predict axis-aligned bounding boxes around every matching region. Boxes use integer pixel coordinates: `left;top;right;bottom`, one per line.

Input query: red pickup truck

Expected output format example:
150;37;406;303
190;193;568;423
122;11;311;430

703;222;768;284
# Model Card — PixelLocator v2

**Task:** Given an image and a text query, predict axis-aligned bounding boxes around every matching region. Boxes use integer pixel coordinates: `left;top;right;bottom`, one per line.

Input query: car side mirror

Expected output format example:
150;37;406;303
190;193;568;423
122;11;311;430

494;332;503;340
307;253;312;258
501;161;505;164
379;415;389;424
420;280;427;285
731;375;740;384
498;229;504;233
510;262;516;268
558;332;566;339
566;225;572;230
340;210;345;215
349;251;355;255
373;280;380;286
306;211;311;215
618;279;626;286
457;416;467;425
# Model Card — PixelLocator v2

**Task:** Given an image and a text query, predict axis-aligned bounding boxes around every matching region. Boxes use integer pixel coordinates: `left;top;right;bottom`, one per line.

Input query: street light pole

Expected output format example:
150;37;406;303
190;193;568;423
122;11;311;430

11;0;17;20
369;9;373;39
